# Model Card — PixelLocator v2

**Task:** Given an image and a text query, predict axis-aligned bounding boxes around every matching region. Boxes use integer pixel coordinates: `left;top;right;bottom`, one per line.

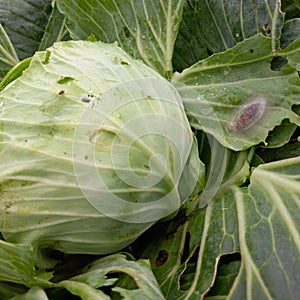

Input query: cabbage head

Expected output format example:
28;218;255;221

0;41;204;267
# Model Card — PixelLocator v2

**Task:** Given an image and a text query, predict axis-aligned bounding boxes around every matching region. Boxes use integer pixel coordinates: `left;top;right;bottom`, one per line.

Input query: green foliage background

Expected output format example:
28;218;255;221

0;0;299;299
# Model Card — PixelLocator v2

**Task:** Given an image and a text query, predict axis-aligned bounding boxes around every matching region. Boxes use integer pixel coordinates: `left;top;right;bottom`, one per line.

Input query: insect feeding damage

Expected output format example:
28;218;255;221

229;96;267;132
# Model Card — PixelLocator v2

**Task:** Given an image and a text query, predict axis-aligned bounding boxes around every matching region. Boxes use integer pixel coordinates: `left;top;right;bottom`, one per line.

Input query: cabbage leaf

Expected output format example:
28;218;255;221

0;40;204;267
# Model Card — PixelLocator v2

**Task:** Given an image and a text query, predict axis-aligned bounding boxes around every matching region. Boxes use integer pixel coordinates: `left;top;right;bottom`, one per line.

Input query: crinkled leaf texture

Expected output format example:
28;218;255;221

0;40;204;267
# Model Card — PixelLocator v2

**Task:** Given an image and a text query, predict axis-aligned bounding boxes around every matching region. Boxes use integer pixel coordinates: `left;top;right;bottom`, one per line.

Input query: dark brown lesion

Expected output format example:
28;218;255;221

155;249;169;266
229;98;267;132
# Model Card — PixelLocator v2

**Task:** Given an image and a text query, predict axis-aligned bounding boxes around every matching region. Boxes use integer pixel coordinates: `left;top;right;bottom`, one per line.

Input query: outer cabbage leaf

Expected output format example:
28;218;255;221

0;0;52;60
0;24;19;78
9;287;49;300
173;0;284;71
139;147;250;299
0;240;52;288
139;155;300;299
0;240;165;299
56;0;184;78
172;34;300;151
38;1;70;51
229;156;300;299
0;40;204;267
0;240;52;299
58;254;165;300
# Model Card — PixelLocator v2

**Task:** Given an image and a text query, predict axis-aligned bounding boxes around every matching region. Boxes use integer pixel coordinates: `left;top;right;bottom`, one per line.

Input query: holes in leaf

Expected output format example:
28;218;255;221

50;254;96;283
114;56;131;66
206;48;214;56
179;245;200;291
47;288;81;300
124;26;130;37
256;117;300;162
205;252;241;297
270;56;288;71
57;76;75;84
180;231;190;264
87;33;97;42
292;104;300;115
249;48;254;54
155;249;169;266
291;124;300;141
262;23;271;36
106;271;139;292
89;127;119;146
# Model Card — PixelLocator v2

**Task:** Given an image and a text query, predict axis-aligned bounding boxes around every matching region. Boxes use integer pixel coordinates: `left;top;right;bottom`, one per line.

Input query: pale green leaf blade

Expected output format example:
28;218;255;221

264;119;298;148
172;34;300;151
140;148;250;299
9;287;49;300
0;40;161;267
0;40;202;268
173;0;285;71
142;156;300;299
0;282;27;300
0;240;35;285
60;254;165;300
0;240;52;289
57;281;111;300
0;57;31;91
197;137;251;207
141;192;240;299
56;0;184;77
229;157;300;299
